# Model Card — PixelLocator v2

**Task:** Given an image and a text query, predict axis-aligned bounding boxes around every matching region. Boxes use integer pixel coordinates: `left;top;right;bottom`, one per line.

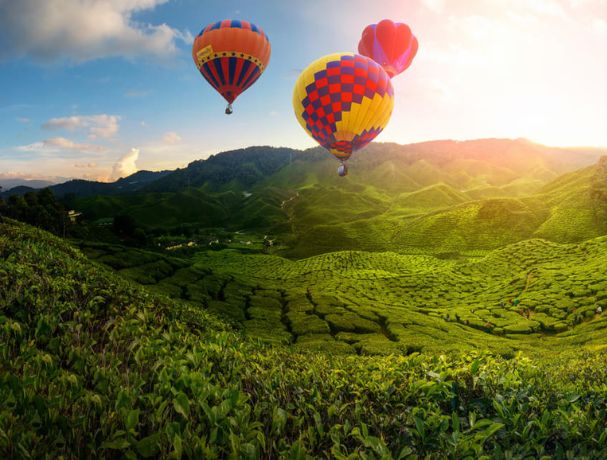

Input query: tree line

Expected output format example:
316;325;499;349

0;187;69;236
0;187;148;245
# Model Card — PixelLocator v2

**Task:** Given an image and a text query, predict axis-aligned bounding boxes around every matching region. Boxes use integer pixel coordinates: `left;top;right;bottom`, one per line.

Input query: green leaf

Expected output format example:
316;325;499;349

126;409;140;431
471;359;480;375
241;442;257;459
452;412;460;433
116;391;130;411
172;434;183;460
102;438;130;450
397;446;413;460
414;416;425;440
287;439;307;460
136;433;161;458
35;317;51;340
173;392;190;418
482;422;504;439
272;407;288;434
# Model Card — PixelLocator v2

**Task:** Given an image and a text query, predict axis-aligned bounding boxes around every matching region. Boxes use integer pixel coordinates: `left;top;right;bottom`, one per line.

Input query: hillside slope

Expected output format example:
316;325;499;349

66;139;607;258
3;219;607;458
286;159;607;257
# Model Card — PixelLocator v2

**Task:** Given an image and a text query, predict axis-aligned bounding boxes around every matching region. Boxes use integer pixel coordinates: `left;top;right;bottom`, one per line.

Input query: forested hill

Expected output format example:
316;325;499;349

0;170;172;199
3;139;603;199
141;138;605;194
63;139;607;258
142;146;304;192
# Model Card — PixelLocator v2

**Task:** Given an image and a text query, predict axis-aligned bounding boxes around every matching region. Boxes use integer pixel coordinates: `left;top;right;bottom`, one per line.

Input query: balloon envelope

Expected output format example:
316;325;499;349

358;19;418;78
293;53;394;162
192;20;271;106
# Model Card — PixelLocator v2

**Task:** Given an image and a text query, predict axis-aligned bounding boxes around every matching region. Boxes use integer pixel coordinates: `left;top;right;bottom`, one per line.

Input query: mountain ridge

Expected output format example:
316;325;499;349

3;138;604;198
60;138;607;258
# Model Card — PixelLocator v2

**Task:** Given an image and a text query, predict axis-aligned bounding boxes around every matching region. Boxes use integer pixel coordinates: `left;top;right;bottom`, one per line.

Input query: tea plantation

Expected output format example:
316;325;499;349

3;218;607;458
78;234;607;358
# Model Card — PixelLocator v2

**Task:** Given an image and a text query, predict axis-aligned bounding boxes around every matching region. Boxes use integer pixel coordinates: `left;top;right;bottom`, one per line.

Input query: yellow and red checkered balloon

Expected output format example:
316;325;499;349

293;53;394;162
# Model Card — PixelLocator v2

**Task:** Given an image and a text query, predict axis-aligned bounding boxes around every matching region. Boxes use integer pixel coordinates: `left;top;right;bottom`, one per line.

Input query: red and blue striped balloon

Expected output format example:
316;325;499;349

192;20;271;111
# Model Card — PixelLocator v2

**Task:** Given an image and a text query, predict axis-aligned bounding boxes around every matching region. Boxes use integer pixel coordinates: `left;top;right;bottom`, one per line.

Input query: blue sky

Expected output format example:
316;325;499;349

1;0;606;182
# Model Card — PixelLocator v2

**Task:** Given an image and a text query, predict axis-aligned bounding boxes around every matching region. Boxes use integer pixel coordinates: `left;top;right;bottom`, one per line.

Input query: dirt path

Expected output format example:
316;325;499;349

280;192;299;210
280;192;300;234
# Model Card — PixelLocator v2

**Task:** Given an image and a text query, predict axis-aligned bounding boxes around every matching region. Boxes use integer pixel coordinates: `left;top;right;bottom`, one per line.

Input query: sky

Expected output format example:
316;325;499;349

1;0;606;182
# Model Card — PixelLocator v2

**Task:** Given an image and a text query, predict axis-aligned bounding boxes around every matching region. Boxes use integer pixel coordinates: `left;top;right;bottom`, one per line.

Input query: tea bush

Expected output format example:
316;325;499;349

3;220;607;458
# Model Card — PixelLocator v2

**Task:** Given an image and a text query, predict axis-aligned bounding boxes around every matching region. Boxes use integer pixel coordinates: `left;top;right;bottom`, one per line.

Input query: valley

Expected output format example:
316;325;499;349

3;138;607;458
79;234;607;357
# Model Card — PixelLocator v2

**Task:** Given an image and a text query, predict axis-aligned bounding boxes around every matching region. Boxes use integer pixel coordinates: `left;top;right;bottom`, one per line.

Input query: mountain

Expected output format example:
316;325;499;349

66;138;607;257
142;146;304;192
52;169;173;198
287;158;607;257
267;138;602;194
0;169;172;199
0;178;54;190
0;185;37;196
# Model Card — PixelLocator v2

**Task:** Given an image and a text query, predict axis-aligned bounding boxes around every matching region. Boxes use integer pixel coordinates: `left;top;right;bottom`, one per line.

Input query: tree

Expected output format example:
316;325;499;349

2;188;67;235
112;214;137;237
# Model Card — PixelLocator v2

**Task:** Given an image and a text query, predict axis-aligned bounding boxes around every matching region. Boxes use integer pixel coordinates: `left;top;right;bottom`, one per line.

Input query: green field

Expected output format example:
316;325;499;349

3;219;607;458
72;141;607;259
71;151;607;356
2;140;607;458
77;234;607;358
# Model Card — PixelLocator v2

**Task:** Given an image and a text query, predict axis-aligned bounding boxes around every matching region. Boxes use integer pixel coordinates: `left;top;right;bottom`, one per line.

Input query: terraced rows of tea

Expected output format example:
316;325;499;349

7;218;607;458
79;236;607;356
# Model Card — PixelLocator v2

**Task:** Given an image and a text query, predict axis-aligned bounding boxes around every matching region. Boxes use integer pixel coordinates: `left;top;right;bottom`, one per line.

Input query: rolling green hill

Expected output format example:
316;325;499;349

3;139;607;458
285;152;607;257
69;139;607;258
4;218;607;458
73;222;607;358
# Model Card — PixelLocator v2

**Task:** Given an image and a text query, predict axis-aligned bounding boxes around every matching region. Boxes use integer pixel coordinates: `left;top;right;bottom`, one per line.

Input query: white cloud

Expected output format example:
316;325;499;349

162;131;182;144
0;171;38;180
44;137;105;152
567;0;607;9
111;148;139;180
17;137;105;154
16;142;45;153
133;141;208;171
0;0;192;63
16;117;30;124
482;0;569;21
74;162;98;168
43;114;120;139
520;0;566;17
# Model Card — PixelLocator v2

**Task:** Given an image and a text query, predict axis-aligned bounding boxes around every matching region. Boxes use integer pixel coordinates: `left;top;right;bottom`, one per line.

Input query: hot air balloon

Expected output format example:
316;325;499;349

192;20;271;114
358;19;418;78
293;53;394;175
